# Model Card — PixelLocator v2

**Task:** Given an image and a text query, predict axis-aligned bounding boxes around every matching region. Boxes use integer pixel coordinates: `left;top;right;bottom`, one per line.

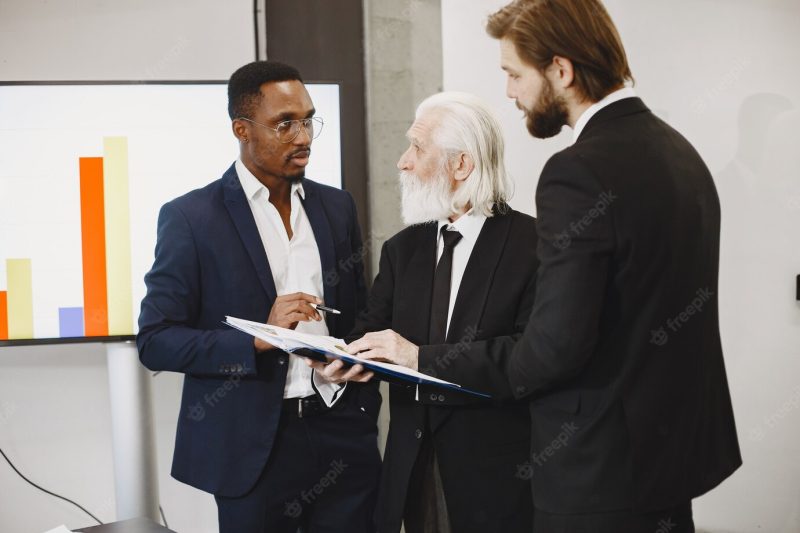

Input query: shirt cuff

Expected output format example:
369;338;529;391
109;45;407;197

311;369;347;408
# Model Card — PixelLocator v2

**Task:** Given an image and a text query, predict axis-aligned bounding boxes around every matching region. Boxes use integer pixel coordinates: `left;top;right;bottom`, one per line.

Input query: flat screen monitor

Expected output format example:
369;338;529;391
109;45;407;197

0;81;342;346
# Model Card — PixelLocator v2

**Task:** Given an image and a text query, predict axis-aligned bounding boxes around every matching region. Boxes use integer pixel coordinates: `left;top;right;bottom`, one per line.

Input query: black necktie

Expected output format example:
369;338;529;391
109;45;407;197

428;226;462;345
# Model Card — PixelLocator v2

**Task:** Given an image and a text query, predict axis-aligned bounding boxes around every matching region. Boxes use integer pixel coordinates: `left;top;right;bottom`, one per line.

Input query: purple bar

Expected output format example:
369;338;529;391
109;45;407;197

59;307;84;337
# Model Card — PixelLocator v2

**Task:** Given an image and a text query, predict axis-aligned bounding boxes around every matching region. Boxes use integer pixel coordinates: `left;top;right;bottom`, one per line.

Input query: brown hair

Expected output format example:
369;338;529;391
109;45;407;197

487;0;634;102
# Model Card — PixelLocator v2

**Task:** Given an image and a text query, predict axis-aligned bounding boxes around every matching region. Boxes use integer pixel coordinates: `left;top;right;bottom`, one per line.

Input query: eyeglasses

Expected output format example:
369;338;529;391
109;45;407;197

237;116;324;143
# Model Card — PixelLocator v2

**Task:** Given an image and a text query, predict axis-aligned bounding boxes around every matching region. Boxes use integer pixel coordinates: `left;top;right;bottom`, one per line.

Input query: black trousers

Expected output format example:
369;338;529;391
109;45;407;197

533;502;693;533
215;394;381;533
403;431;451;533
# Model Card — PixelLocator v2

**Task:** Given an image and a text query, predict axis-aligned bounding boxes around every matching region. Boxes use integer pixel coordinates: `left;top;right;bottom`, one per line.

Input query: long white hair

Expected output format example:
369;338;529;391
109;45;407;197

415;91;512;216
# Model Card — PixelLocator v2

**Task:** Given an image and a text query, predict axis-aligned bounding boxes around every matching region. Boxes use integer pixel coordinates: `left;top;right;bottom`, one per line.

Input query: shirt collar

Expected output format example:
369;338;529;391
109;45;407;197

235;158;305;201
572;87;637;144
437;209;486;244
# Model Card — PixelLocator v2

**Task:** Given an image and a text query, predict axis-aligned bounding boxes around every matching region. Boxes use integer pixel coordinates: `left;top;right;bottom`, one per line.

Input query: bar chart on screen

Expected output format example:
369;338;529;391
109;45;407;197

1;135;136;341
0;82;342;344
1;137;133;339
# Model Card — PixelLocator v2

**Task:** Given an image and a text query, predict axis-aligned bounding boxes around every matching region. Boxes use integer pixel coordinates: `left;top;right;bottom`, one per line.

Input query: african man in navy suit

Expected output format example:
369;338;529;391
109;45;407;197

137;61;381;533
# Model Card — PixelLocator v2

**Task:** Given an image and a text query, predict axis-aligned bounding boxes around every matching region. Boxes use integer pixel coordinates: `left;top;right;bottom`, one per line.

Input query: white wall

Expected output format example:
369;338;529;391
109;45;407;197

0;2;253;532
442;1;800;531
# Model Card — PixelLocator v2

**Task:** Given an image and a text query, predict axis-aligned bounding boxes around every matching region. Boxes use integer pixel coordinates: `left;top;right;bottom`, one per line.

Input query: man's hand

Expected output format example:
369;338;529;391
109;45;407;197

346;330;419;370
254;292;323;353
304;357;375;384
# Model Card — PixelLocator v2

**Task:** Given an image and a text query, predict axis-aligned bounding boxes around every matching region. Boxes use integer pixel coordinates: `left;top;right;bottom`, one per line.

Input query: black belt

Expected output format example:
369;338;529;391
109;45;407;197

282;395;328;418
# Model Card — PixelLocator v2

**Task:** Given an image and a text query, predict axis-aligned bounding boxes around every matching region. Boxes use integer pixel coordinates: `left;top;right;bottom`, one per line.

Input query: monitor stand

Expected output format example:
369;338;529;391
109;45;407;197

105;341;160;523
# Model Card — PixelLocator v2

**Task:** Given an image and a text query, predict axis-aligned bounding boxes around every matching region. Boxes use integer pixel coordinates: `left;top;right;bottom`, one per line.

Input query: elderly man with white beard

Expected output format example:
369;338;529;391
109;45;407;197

308;92;539;533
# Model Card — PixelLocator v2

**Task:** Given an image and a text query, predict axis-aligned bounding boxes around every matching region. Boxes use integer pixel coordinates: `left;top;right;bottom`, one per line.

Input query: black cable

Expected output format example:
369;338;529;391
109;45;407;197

0;446;103;526
159;504;169;529
253;0;260;60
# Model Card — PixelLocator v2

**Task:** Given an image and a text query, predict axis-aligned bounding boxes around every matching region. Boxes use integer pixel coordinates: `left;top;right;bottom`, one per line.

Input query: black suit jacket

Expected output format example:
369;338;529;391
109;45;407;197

136;163;372;497
508;98;742;514
352;209;538;533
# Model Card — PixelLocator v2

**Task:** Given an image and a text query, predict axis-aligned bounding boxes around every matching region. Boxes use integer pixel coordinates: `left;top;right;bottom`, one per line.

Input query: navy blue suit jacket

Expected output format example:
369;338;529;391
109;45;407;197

137;163;368;497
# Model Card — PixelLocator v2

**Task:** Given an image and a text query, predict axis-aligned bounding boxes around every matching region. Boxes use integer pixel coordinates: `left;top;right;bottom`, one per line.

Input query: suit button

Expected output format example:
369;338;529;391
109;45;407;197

235;364;243;373
429;393;437;402
414;429;423;439
438;394;445;402
278;356;287;366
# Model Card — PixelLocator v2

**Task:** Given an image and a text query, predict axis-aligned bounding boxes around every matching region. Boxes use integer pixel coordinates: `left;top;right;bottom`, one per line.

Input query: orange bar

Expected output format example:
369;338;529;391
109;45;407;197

80;157;109;336
0;291;7;340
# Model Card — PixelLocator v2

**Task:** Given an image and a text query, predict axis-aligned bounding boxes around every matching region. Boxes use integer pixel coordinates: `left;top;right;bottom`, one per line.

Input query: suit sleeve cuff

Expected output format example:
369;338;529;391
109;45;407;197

417;345;444;378
212;328;258;377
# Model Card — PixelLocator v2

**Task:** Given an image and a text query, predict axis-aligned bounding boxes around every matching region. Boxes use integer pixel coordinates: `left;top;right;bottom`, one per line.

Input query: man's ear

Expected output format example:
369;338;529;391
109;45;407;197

232;119;248;142
452;152;475;182
549;55;576;91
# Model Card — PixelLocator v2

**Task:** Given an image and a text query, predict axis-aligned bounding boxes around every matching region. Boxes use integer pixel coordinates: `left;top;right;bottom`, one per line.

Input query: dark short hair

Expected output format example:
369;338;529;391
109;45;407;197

487;0;633;102
227;61;303;119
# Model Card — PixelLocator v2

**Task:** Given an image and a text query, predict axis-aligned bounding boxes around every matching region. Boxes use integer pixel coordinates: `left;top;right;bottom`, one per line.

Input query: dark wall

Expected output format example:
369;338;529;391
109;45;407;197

265;0;370;256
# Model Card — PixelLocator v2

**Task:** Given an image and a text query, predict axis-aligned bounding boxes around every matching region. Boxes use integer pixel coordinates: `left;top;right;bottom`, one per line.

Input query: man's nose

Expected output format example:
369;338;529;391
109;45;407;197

293;123;312;145
397;148;412;170
506;77;518;100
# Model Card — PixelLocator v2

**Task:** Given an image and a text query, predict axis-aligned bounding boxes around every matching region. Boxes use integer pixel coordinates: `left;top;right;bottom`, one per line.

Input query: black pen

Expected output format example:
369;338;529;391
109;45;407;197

311;303;341;315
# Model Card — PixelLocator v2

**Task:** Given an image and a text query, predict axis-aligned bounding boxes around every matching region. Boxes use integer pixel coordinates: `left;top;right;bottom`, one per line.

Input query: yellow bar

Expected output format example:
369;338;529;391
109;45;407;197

7;259;33;339
103;137;134;335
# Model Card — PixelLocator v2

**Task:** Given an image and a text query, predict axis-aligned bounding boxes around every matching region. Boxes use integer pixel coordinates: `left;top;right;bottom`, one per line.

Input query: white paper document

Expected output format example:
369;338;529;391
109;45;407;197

224;316;490;397
43;526;74;533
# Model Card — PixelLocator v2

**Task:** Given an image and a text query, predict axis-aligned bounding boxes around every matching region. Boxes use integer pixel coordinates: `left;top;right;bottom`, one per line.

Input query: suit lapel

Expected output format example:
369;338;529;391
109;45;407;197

446;213;512;342
404;224;438;346
400;224;437;403
299;181;338;331
222;164;278;303
427;212;512;432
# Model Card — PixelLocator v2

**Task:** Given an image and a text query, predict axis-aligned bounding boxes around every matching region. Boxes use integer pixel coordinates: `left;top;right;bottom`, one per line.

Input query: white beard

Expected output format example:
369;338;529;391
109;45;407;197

399;170;453;225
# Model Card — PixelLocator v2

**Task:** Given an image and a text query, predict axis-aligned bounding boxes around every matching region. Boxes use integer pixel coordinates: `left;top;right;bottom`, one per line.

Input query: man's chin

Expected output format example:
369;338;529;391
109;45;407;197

401;206;452;226
525;113;566;139
399;172;454;225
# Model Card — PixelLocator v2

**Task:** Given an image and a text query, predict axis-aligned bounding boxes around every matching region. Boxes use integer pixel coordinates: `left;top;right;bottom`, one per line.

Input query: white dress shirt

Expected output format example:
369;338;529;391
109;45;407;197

436;211;487;337
415;211;486;401
572;87;637;143
236;159;342;404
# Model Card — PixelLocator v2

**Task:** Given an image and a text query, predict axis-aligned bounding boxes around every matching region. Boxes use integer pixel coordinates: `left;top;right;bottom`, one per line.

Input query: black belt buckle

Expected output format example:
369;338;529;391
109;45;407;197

291;395;324;418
